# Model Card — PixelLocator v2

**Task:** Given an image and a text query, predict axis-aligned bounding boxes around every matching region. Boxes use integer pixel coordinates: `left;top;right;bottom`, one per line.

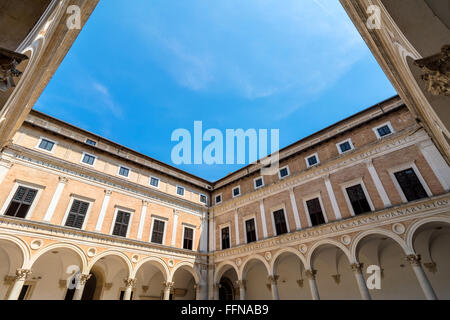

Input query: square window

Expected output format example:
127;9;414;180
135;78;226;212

5;186;38;219
81;153;96;166
118;166;130;177
394;168;428;202
254;177;264;189
150;177;160;188
232;187;241;197
307;155;319;167
38;139;55;152
215;194;222;204
338;140;353;154
200;194;207;204
279;167;290;178
377;125;392;137
85;139;97;146
177;186;185;196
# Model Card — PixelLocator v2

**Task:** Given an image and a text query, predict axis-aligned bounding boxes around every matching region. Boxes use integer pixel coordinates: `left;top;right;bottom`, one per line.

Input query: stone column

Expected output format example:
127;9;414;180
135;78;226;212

95;190;112;232
163;281;174;300
259;200;268;238
136;200;148;240
234;210;240;246
235;280;246;300
171;210;179;247
366;160;391;208
43;176;68;222
199;213;208;252
323;175;342;220
7;269;32;300
305;269;320;300
406;254;438;300
268;275;280;300
73;274;91;300
289;187;302;230
213;283;221;300
123;278;136;300
350;263;371;300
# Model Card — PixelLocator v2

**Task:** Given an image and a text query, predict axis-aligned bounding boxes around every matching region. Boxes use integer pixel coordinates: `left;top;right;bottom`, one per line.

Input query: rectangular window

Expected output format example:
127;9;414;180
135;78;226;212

65;200;89;229
306;154;319;167
38;139;55;152
338;140;353;154
199;194;207;204
151;220;165;244
118;166;130;177
112;211;131;237
177;186;185;196
5;186;38;219
85;139;97;146
273;209;288;235
279;166;290;179
232;186;241;198
245;219;257;243
306;198;326;227
183;227;194;250
346;184;371;215
81;153;96;166
394;168;428;202
215;194;222;204
377;125;392;137
254;177;264;189
221;227;230;250
150;177;160;188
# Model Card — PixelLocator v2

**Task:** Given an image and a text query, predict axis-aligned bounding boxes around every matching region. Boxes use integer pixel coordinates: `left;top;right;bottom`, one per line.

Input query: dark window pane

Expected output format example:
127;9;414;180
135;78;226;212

151;220;165;244
394;168;428;202
339;141;352;153
255;178;263;188
65;200;89;229
39;139;54;151
200;195;207;203
273;209;288;235
215;195;222;203
119;167;129;177
308;156;318;166
5;186;38;219
113;211;130;237
82;154;95;165
279;168;289;178
86;139;97;146
245;219;257;243
150;177;159;187
346;184;371;215
233;188;240;196
221;227;230;249
377;125;392;137
183;227;194;250
306;198;326;226
177;187;185;196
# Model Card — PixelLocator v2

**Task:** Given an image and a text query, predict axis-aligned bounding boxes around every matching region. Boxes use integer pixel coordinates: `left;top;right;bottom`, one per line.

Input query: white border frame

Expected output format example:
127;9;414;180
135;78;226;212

302;192;328;227
219;222;232;250
80;152;97;167
61;194;95;230
305;152;320;168
149;215;168;245
199;193;208;204
149;176;160;189
278;165;290;179
270;204;290;236
109;206;135;238
388;162;433;203
35;136;57;154
176;185;185;198
85;138;97;146
232;186;241;198
253;176;264;190
117;165;131;179
0;180;45;219
215;193;222;205
373;121;395;139
340;177;375;216
243;214;259;244
181;223;196;250
336;138;354;155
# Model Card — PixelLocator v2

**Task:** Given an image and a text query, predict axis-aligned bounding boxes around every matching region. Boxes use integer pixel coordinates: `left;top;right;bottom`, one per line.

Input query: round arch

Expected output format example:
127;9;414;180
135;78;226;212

307;239;353;268
170;262;200;284
28;242;88;273
214;261;240;284
0;234;30;269
87;250;132;278
270;247;306;275
131;256;170;280
406;216;450;252
239;254;271;280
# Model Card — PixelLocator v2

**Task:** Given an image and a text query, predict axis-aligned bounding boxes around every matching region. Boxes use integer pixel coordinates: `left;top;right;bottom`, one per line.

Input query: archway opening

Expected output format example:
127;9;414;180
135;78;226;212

172;266;197;300
134;260;167;300
0;239;25;300
273;252;310;300
242;259;271;300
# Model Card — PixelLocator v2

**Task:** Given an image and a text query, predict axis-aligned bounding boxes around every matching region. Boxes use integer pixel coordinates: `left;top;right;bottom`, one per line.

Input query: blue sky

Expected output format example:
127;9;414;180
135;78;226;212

35;0;397;181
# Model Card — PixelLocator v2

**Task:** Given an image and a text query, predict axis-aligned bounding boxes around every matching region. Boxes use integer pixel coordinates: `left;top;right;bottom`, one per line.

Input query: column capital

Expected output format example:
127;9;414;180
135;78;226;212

142;200;149;206
350;263;364;273
104;189;113;196
15;269;32;281
268;275;279;285
163;281;174;290
364;158;374;167
322;174;331;182
305;269;317;280
79;274;92;286
406;254;422;266
173;209;179;216
234;280;246;289
124;278;136;288
58;176;69;184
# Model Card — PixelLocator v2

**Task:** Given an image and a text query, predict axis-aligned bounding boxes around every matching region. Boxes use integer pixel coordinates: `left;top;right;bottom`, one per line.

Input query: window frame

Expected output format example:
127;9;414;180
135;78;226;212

302;192;328;227
80;152;97;167
85;138;97;146
232;186;241;198
373;121;395;139
182;224;196;250
305;152;320;168
215;193;222;205
0;181;44;220
117;165;131;178
109;206;134;238
340;178;375;217
61;195;94;230
253;176;264;190
149;215;168;245
199;193;208;205
149;176;160;189
388;162;432;203
336;138;354;155
243;215;258;244
270;205;290;236
176;185;185;197
219;223;232;250
278;166;290;179
35;137;57;154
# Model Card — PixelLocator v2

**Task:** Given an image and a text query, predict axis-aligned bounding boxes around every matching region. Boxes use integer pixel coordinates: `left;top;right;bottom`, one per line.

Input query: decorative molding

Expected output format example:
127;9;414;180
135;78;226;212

78;274;91;286
414;45;450;96
305;269;317;280
0;47;29;92
405;254;422;266
124;278;136;288
350;263;364;273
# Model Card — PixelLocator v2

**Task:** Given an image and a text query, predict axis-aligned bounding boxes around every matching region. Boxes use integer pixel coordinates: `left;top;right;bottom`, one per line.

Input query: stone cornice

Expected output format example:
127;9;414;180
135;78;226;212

214;193;450;261
0;215;206;261
4;145;206;217
212;126;426;216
